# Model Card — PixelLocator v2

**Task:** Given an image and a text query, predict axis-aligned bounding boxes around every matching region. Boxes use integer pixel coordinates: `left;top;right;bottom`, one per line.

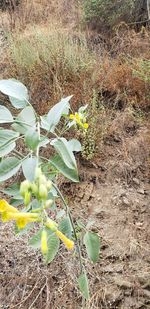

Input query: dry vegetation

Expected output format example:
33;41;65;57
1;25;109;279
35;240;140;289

0;0;150;308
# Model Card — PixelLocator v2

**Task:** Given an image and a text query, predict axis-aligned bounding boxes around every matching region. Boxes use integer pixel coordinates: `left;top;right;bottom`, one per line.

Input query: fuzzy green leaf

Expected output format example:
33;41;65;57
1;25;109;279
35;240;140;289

0;157;21;182
0;105;13;123
83;232;100;263
50;155;79;182
78;272;90;300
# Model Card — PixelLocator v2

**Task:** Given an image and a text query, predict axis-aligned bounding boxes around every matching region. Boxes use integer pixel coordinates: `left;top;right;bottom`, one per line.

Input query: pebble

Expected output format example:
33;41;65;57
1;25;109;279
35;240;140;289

114;278;133;289
133;178;140;185
137;188;145;195
122;197;130;206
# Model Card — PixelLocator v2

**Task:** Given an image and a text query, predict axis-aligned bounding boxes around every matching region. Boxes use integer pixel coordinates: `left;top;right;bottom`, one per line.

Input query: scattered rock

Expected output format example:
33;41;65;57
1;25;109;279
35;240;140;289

137;188;145;195
133;178;140;186
114;278;133;289
102;264;124;273
122;197;131;206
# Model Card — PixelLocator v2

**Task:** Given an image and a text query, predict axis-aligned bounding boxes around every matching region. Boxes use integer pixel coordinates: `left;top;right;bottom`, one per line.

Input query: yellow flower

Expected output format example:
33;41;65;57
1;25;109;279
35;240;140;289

1;211;40;228
69;114;75;120
69;113;88;130
83;123;89;129
0;200;18;213
56;230;74;250
41;230;48;255
45;218;74;250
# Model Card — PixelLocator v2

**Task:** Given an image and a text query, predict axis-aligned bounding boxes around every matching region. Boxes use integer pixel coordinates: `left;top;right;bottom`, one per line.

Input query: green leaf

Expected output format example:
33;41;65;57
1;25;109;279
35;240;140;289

12;106;36;134
9;97;28;109
1;182;20;196
59;217;72;239
0;157;21;182
78;272;90;300
50;155;79;182
22;157;37;181
68;139;82;152
29;229;42;249
41;95;72;132
10;197;23;207
0;129;19;157
25;128;39;151
51;137;77;169
0;105;14;123
45;230;60;264
83;232;100;263
0;79;29;101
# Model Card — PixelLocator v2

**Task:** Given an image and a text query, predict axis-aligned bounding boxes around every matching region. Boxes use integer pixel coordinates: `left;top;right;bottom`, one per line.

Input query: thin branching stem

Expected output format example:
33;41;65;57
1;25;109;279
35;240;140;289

52;182;83;273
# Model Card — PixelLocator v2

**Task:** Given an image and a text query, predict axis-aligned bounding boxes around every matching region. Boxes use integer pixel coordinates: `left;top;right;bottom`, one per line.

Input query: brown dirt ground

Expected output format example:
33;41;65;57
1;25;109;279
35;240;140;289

0;8;150;308
0;121;150;309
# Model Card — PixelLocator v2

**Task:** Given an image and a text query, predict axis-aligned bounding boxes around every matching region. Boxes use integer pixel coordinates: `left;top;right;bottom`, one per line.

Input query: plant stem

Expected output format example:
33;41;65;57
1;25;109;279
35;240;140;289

52;182;83;273
36;120;40;161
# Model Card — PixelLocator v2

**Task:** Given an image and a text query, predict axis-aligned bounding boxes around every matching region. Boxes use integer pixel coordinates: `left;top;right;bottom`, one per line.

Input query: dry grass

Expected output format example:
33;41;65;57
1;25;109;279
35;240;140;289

6;25;97;113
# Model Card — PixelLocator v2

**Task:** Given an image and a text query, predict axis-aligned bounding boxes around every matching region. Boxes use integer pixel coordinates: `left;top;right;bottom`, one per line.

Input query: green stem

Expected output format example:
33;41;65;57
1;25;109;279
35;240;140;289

52;182;83;273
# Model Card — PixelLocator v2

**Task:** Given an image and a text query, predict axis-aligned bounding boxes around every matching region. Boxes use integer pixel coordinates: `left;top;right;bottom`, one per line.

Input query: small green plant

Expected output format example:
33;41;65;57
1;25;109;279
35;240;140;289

83;0;145;29
82;92;99;160
0;78;100;301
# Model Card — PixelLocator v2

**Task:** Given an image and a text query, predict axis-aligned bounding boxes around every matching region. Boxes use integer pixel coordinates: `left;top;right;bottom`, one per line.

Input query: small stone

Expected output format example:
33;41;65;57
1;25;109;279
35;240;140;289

133;178;140;185
122;197;130;206
114;278;133;289
119;189;127;197
137;188;145;195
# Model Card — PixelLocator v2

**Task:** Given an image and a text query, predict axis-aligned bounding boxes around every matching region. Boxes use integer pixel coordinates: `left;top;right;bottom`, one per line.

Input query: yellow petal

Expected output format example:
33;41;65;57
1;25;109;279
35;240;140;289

56;230;74;250
16;218;28;229
41;230;48;255
0;200;18;213
69;114;75;120
83;123;89;129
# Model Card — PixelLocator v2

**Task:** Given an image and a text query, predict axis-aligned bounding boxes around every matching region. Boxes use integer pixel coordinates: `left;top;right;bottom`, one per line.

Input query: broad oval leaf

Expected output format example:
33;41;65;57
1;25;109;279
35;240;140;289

9;96;28;109
29;228;60;264
25;128;40;151
51;137;77;170
0;157;21;182
78;272;90;300
12;106;36;134
41;95;72;133
68;139;82;152
59;217;72;239
0;79;29;101
29;229;42;249
50;155;79;182
0;105;13;123
83;232;100;263
45;231;60;264
0;129;19;157
22;157;38;181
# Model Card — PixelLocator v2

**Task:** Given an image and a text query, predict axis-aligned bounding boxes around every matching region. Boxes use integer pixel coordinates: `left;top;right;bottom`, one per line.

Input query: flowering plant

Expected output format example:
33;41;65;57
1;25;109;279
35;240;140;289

0;79;100;301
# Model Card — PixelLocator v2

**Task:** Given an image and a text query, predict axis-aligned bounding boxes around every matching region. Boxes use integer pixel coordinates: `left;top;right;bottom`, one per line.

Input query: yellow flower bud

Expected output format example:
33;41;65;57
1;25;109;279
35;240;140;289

39;175;47;185
41;230;48;255
20;180;30;197
44;200;53;209
35;167;42;180
39;184;48;200
30;182;38;196
24;191;31;206
45;218;58;232
47;180;52;190
56;230;74;250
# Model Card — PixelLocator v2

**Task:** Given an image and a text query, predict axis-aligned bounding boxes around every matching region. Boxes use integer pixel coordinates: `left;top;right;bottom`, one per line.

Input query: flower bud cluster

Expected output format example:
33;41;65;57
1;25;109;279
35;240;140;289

20;167;53;207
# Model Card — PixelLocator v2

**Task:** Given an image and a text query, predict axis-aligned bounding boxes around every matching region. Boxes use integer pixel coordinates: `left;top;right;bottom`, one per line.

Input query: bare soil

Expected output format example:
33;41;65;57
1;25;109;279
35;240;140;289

0;121;150;309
